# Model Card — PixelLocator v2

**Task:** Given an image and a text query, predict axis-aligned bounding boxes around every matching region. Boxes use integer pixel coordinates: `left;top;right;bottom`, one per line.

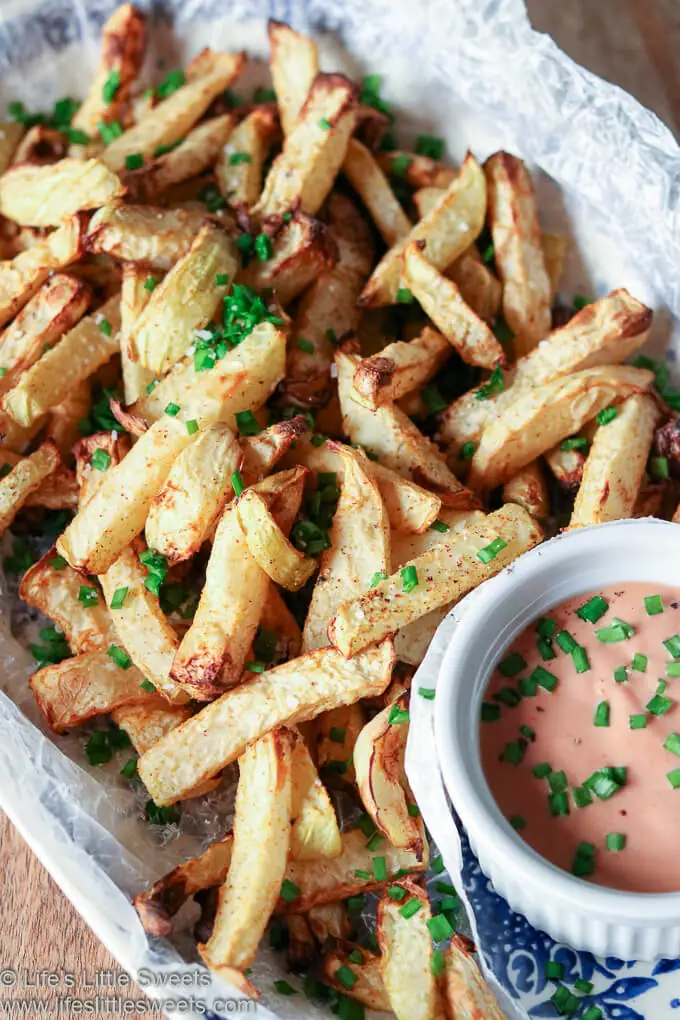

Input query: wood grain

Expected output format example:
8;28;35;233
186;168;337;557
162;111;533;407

1;4;679;1018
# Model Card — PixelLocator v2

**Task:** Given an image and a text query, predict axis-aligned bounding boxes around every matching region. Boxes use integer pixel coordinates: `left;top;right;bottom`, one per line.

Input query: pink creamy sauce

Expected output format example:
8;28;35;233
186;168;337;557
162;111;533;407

480;582;680;892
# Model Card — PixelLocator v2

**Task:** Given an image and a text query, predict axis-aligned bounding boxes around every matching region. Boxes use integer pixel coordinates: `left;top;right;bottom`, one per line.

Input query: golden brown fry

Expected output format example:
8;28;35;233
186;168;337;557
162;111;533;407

45;380;91;463
0;122;25;173
20;551;113;654
138;641;394;806
485;151;551;354
87;203;207;270
303;442;389;652
199;728;294;975
134;834;233;937
290;730;342;861
30;651;153;733
403;242;504;369
343;139;411;246
239;416;309;484
0;159;125;227
324;944;391;1011
145;423;242;562
542;231;568;296
448;250;502;323
0;215;84;328
359;153;486;307
337;348;476;509
280;828;425;913
378;151;456;189
131;318;286;427
113;700;192;757
268;20;319;135
100;51;245;173
57;416;197;574
377;881;438;1020
74;430;129;506
286;192;373;403
127;114;235;201
354;692;424;854
352;327;450;410
23;465;78;509
306;903;351;942
329;504;542;657
0;274;90;396
569;393;661;528
503;461;549;520
236;488;316;591
438;288;653;452
0;441;59;537
314;702;365;784
544;443;586;491
239;211;337;307
132;222;236;375
119;263;154;405
467;366;654;491
70;4;147;144
253;72;357;219
441;936;507;1020
215;108;278;208
2;296;121;428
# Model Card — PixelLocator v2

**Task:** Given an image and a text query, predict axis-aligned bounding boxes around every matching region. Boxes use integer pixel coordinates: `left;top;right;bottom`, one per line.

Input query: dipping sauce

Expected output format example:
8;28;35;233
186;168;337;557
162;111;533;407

480;583;680;892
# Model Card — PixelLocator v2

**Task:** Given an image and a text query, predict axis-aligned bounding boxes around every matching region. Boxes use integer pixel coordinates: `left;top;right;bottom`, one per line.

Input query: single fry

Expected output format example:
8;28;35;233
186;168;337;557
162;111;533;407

467;365;654;491
337;348;477;509
377;881;438;1020
100;51;245;173
0;441;59;537
403;242;503;369
131;318;286;427
134;835;233;937
57;416;197;574
329;504;543;657
544;443;586;491
358;153;486;307
127;114;235;201
268;20;319;135
113;700;192;757
438;288;653;452
542;231;568;295
503;461;549;520
354;692;424;854
145;423;242;562
2;296;121;428
303;442;389;652
290;730;342;861
87;203;207;271
30;651;153;733
236;488;316;591
286;191;373;402
0;215;84;328
252;72;357;219
215;108;278;208
0;122;25;173
199;728;294;975
280;827;425;913
119;263;154;405
20;552;113;654
569;393;661;528
485;151;551;354
69;4;147;143
441;936;507;1019
352;326;451;409
0;159;125;227
448;249;502;323
240;416;309;485
343;139;412;246
133;223;235;375
138;641;395;805
324;944;390;1011
239;211;337;308
0;274;90;396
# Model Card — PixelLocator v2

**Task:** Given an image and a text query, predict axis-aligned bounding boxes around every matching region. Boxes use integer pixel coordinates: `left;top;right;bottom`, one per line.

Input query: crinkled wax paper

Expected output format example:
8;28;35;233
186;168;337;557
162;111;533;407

0;2;679;1018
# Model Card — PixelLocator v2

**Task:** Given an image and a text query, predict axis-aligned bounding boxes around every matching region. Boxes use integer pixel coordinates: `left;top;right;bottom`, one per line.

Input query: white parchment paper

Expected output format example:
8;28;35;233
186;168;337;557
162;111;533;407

0;2;679;1018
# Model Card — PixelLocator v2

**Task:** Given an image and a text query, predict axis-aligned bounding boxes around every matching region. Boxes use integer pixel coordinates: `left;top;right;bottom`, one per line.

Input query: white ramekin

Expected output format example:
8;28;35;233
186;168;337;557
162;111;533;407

434;517;680;961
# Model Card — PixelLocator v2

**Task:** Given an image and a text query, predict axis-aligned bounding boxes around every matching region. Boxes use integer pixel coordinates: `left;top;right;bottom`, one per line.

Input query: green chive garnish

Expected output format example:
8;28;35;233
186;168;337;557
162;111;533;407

369;571;388;588
571;841;596;877
280;879;300;902
576;595;608;623
647;694;673;716
664;733;680;756
429;519;450;533
510;815;526;830
481;702;501;722
110;587;128;610
645;594;664;615
498;652;526;677
396;287;414;304
229;151;252;165
614;665;628;683
78;585;98;606
594;701;610;727
537;618;557;639
164;402;180;417
125;152;144;171
477;537;507;563
596;406;617;426
667;769;680;789
538;637;556;661
296;337;315;354
560;436;588;451
398;898;421;919
595;625;628;643
401;565;418;592
632;653;647;672
102;69;121;104
427;914;454;942
545;961;564;980
548;770;568;793
143;275;158;292
556;630;577;653
107;644;131;669
572;786;592;808
418;687;435;700
430;949;446;978
318;117;332;130
232;470;244;496
606;833;626;852
629;714;647;729
548;792;569;817
532;762;552;779
140;679;156;693
664;635;680;657
91;448;110;471
460;441;476;460
531;665;558;692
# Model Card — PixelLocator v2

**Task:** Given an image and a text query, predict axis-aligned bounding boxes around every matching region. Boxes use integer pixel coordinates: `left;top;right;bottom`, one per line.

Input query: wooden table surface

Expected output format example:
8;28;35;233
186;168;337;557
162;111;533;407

1;1;679;1016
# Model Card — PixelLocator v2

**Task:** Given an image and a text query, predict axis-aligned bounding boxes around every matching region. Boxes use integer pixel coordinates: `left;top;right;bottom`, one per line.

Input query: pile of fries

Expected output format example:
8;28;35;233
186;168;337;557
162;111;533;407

0;3;676;1016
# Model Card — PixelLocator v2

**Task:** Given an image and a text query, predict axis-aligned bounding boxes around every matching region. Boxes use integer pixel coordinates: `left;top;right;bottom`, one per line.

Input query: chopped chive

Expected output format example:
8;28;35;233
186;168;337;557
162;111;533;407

329;726;346;744
157;68;186;98
647;694;673;716
366;832;384;852
120;758;138;780
667;662;680;677
500;739;526;766
571;841;596;877
418;687;435;700
575;979;594;994
319;117;332;130
49;555;67;569
164;402;180;417
78;585;99;606
274;980;297;996
146;379;158;394
401;565;418;593
430;949;446;978
476;364;505;400
245;660;266;673
335;966;357;991
232;470;244;497
556;630;577;653
538;637;556;661
667;768;680;789
110;587;128;610
583;1008;603;1020
492;687;522;707
140;679;156;693
369;570;388;589
560;436;588;451
520;724;535;740
407;803;420;817
430;518;450;533
415;134;444;160
576;595;608;623
572;645;590;672
102;69;121;104
498;652;526;677
548;792;569;817
531;665;558;692
664;635;680;658
185;419;199;435
387;884;406;901
606;832;626;852
235;409;261;436
657;679;668;694
584;768;625;800
551;986;580;1014
645;594;664;615
594;701;610;727
91;448;111;472
548;770;568;793
99;317;113;336
143;275;158;292
629;714;647;730
596;406;617;426
595;625;628;643
510;815;526;830
477;536;507;563
388;704;409;724
280;878;300;902
544;961;564;980
431;855;445;875
354;869;370;880
296;337;315;354
396;287;415;304
664;733;680;756
651;456;670;479
614;665;628;683
572;294;591;310
460;441;476;460
125;152;144;171
532;762;552;779
107;644;131;669
611;617;635;638
632;653;647;672
427;913;454;942
421;384;447;414
572;785;592;808
255;233;273;261
481;702;501;722
537;618;557;639
229;151;253;165
215;272;229;285
398;898;421;919
519;675;538;696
